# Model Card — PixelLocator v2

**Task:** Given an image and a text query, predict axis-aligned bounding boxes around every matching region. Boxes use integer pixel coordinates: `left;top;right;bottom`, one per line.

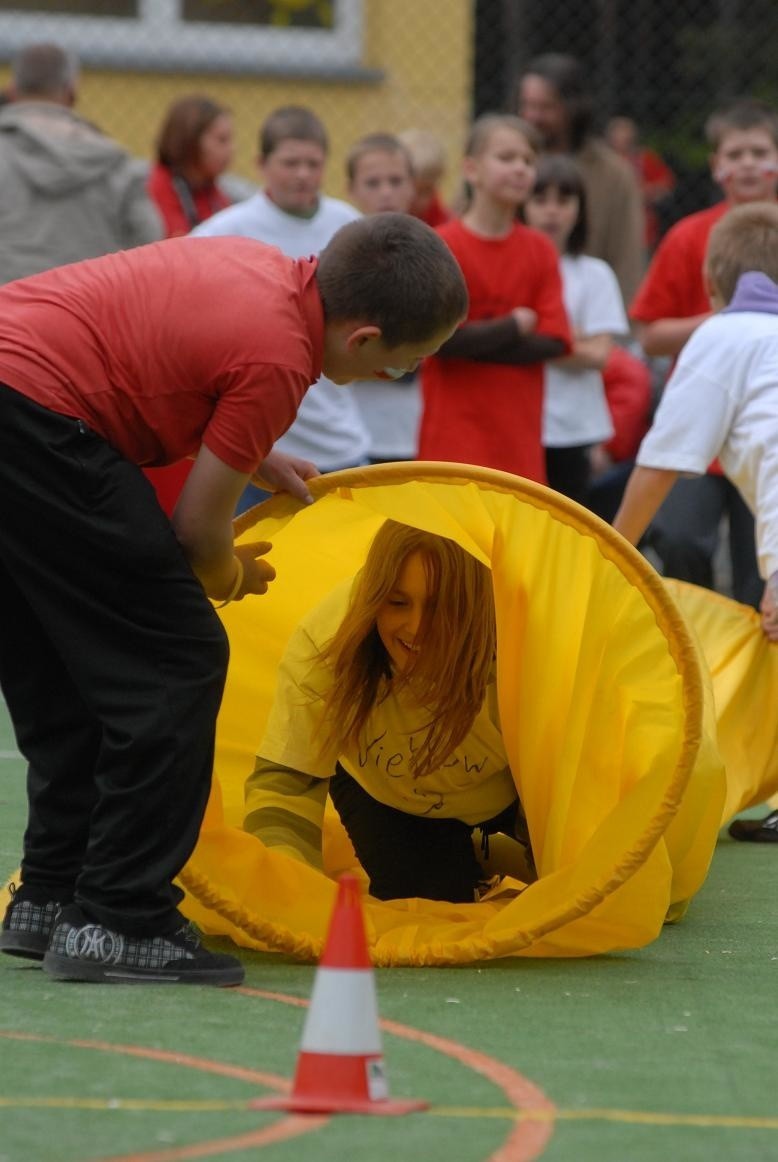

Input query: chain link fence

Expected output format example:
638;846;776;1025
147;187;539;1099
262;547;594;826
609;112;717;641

475;0;778;234
0;0;775;230
0;1;473;203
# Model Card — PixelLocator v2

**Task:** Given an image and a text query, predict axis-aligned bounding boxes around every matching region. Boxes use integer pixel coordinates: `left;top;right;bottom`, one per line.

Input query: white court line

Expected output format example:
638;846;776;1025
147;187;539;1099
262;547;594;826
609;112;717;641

0;751;22;759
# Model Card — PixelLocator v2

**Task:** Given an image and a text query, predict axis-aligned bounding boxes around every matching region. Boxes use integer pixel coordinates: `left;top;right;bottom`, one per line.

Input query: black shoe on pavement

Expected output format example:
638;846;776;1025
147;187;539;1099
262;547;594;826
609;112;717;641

42;905;245;986
728;809;778;843
1;883;63;961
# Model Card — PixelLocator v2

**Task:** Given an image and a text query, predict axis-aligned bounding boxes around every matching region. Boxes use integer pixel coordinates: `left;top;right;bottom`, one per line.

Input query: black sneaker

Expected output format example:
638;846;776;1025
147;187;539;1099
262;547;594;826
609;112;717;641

1;882;62;961
728;809;778;843
42;905;245;986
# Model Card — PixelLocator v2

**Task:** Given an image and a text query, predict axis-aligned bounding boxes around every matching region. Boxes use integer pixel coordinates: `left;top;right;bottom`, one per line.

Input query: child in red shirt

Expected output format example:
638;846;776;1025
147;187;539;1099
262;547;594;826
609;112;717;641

419;114;571;481
398;128;451;228
0;216;467;986
587;346;653;523
629;98;778;607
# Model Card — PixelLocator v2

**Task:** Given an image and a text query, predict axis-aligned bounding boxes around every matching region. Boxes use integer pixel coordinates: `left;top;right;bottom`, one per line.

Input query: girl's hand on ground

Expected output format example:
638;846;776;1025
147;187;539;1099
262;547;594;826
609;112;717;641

234;540;276;598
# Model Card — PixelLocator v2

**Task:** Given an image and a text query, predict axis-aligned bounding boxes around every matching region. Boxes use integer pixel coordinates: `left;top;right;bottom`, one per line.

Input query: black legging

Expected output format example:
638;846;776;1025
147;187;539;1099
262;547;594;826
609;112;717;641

545;444;592;506
0;385;228;935
329;765;524;903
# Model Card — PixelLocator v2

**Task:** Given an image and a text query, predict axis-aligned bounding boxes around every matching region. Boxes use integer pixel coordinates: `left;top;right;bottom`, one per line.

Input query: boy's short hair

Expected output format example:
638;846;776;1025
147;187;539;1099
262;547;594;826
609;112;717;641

259;105;328;160
706;201;778;303
345;132;414;184
12;42;78;97
397;128;447;180
316;213;467;346
705;98;778;150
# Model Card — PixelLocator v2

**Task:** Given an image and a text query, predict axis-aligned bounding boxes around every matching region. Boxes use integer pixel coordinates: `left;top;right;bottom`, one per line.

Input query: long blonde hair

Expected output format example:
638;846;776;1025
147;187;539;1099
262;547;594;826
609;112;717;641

318;521;496;778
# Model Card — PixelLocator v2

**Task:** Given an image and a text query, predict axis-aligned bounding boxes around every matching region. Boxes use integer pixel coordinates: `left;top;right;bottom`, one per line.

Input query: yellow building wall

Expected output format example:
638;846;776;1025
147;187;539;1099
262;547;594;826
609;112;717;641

0;1;473;202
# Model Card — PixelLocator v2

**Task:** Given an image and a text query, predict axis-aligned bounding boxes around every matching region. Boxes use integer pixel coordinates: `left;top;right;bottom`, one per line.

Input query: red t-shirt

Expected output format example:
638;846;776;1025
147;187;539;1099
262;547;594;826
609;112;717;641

630;202;729;322
419;219;571;481
147;162;232;239
633;147;675;250
601;346;652;462
639;148;674;189
630;201;733;474
0;237;323;474
416;192;450;229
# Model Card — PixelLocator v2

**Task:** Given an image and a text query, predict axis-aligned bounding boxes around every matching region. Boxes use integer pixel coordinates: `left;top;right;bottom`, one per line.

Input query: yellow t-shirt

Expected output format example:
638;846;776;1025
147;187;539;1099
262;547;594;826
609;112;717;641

258;583;515;826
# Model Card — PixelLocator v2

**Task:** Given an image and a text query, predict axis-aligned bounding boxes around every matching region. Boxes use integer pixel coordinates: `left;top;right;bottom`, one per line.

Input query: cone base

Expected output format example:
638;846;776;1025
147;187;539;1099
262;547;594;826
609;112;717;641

249;1094;430;1116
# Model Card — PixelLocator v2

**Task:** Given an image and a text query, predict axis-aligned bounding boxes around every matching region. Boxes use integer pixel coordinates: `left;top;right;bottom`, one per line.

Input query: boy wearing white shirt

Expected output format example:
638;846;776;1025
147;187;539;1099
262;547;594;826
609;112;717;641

345;133;422;462
191;106;369;508
614;202;778;842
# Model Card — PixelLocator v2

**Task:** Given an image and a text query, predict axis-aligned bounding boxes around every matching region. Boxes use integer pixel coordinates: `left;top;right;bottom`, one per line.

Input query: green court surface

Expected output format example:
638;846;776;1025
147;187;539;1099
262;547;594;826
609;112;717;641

1;702;775;1162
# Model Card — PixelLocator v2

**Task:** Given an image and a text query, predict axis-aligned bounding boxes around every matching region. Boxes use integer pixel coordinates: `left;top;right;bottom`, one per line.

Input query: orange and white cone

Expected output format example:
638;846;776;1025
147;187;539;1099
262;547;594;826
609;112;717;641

252;874;428;1115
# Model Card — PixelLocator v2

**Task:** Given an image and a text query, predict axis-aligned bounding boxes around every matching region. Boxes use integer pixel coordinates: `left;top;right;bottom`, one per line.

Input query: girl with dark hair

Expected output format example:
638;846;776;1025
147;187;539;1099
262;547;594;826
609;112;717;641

244;520;533;903
147;94;234;238
524;155;629;504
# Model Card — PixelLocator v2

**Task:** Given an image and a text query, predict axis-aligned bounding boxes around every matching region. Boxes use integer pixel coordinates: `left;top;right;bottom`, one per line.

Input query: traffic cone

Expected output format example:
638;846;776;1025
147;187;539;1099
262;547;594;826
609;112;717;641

251;874;429;1115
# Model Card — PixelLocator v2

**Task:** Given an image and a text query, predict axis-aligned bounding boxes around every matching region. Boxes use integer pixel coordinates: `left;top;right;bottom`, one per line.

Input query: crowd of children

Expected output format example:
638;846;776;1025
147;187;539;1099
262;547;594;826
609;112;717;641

148;87;778;853
3;38;778;987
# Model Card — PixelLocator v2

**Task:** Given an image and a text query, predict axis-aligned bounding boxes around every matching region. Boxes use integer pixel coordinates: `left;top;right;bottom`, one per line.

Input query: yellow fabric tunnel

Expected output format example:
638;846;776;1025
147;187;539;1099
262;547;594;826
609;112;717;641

180;463;728;965
664;580;778;822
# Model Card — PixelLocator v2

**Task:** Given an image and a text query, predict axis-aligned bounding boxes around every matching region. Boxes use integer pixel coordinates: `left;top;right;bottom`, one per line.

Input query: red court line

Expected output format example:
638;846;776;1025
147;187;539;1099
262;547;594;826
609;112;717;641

1;1029;288;1091
238;986;556;1161
4;985;556;1162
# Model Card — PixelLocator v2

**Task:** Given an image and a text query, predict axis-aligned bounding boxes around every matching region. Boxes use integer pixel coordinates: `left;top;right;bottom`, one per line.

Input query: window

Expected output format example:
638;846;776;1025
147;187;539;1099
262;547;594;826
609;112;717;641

0;0;365;74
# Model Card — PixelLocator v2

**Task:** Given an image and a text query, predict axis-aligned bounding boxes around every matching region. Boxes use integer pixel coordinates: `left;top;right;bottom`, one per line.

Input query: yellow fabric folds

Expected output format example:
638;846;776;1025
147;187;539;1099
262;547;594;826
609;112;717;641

179;463;730;964
665;580;778;822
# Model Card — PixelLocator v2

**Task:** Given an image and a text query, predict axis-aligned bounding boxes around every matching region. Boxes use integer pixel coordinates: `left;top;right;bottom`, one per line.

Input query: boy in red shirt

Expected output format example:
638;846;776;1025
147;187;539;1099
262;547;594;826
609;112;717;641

630;98;778;605
0;215;467;985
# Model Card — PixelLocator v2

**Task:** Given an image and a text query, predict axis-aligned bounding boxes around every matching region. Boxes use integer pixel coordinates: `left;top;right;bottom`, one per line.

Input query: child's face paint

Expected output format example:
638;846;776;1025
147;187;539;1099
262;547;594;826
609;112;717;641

374;366;407;380
324;321;459;384
712;128;778;203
